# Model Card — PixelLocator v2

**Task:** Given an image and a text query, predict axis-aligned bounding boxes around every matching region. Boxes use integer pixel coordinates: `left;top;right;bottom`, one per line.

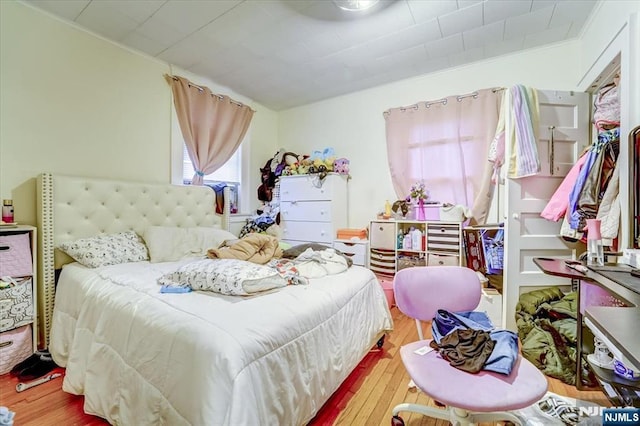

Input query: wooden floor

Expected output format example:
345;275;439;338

1;306;609;426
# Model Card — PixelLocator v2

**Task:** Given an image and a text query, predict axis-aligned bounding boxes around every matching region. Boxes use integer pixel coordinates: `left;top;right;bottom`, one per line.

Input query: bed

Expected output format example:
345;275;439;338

37;173;393;425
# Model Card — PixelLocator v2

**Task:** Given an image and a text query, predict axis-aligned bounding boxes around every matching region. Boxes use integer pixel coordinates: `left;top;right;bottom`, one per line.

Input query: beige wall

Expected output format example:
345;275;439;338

278;41;582;229
0;2;277;225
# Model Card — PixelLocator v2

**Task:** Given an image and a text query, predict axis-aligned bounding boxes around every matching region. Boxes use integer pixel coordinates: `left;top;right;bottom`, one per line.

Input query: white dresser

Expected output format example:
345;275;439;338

280;174;348;246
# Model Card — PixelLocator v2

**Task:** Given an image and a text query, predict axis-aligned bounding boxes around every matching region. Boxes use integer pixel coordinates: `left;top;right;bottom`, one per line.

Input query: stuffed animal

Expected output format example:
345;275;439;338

333;158;350;175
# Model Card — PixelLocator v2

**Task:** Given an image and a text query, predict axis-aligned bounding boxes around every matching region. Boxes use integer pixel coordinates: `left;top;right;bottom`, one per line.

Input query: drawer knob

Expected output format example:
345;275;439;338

379;227;383;231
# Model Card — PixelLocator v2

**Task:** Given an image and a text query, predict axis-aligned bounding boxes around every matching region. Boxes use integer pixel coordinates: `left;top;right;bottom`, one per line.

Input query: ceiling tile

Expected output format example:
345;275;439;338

457;0;483;8
438;2;483;37
303;30;354;58
75;2;141;41
406;0;458;24
463;20;504;50
449;46;485;67
151;0;241;35
121;31;171;56
530;0;558;11
100;0;165;24
484;0;532;25
157;32;224;69
26;0;89;21
549;0;597;29
504;6;553;38
374;44;429;72
198;1;276;46
426;33;464;59
136;18;186;49
484;37;524;57
333;1;415;45
415;56;451;75
523;23;571;48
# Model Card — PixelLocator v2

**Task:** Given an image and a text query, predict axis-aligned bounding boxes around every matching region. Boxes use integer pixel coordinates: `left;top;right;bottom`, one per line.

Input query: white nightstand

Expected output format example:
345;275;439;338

333;239;369;268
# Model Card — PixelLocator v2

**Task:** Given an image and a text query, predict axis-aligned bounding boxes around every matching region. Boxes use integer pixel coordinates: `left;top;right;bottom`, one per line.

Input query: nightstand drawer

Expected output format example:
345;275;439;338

370;222;396;250
334;240;368;267
0;277;34;333
333;241;368;257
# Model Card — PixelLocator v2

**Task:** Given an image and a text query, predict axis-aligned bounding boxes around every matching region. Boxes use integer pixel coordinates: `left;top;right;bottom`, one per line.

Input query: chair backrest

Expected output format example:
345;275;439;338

393;266;482;322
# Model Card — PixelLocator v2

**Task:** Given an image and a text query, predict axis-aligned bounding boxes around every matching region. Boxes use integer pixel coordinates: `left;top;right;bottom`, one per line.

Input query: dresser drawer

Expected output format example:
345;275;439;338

280;175;345;202
426;223;460;254
334;241;368;267
0;324;33;375
281;221;333;243
370;248;396;276
370;222;396;250
0;233;33;277
281;201;332;222
427;253;459;266
0;277;34;333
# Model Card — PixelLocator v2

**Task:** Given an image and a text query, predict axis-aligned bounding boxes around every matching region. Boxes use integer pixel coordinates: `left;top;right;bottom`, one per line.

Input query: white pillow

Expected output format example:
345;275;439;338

143;226;237;263
158;259;286;295
58;231;149;268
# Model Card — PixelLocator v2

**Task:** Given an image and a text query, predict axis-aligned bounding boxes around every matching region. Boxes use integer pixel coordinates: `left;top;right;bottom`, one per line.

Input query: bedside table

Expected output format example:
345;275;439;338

333;239;369;268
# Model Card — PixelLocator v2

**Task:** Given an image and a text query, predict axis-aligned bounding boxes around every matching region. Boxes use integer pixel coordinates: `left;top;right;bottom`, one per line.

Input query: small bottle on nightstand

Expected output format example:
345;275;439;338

2;199;14;223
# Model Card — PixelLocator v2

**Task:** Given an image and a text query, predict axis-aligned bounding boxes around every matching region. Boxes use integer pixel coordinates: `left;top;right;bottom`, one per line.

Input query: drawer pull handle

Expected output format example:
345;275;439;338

0;341;13;349
0;246;10;251
344;242;355;246
344;253;355;257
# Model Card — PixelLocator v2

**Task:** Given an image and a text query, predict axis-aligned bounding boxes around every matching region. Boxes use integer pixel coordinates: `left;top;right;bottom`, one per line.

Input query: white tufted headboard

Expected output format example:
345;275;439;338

36;173;230;347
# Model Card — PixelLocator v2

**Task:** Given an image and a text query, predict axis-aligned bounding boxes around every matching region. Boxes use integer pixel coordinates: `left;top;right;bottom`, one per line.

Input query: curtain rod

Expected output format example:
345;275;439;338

385;87;505;115
166;75;256;112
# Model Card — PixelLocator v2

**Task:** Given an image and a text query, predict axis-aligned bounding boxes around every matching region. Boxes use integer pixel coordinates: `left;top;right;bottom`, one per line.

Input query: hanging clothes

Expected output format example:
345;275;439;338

508;85;541;178
541;152;589;222
568;128;620;231
596;162;620;246
488;85;541;180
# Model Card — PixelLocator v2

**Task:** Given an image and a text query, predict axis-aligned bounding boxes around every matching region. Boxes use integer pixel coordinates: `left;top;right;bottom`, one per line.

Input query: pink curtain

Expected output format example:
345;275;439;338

384;88;501;224
165;75;254;185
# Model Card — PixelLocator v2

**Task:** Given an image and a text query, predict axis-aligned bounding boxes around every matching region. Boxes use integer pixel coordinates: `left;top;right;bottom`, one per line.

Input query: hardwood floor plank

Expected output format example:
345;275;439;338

0;307;610;426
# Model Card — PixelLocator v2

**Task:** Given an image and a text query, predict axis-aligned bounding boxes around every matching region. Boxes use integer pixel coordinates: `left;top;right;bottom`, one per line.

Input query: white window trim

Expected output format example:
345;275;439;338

169;110;252;215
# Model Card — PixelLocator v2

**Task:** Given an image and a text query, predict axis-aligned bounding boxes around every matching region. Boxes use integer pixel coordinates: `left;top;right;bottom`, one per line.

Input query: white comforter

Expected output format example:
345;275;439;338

49;259;393;426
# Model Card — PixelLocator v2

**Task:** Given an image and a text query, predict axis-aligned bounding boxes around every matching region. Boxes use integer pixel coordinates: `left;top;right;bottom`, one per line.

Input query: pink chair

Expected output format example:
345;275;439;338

391;266;548;426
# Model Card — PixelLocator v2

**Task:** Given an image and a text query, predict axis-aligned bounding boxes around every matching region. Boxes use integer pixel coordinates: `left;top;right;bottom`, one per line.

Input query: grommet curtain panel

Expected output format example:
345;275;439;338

384;88;501;224
165;75;254;185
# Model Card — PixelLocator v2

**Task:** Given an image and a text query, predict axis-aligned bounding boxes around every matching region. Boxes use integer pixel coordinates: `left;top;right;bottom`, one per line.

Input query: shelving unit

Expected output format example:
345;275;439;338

369;220;464;277
0;225;38;375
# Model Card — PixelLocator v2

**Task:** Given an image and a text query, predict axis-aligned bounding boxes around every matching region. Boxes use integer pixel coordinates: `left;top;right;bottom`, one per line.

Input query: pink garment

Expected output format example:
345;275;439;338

541;153;588;221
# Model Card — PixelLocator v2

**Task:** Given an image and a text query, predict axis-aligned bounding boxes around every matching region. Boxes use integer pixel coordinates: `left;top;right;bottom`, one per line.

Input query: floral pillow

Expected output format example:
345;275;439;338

58;231;149;268
158;259;286;296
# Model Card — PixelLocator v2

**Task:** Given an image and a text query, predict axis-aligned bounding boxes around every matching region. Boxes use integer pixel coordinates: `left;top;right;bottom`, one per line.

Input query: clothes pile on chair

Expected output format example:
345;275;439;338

430;309;519;375
515;287;594;387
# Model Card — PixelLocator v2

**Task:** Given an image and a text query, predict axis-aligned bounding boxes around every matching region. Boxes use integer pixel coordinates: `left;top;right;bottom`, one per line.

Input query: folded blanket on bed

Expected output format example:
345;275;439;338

268;248;349;280
158;259;288;295
207;233;282;264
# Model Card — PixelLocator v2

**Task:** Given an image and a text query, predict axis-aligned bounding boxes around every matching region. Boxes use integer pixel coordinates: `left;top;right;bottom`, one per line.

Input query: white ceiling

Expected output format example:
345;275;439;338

25;0;598;111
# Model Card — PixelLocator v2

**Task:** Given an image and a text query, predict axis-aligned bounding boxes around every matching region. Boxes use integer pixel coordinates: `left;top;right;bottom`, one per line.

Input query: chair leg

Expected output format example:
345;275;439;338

468;411;523;425
391;402;451;422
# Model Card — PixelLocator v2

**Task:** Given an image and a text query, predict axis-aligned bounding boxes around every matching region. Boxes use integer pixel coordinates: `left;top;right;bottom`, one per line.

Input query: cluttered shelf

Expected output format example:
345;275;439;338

534;257;640;404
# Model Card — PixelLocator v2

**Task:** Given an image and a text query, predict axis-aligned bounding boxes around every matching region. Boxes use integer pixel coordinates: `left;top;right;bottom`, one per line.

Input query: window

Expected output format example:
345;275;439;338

182;146;241;214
